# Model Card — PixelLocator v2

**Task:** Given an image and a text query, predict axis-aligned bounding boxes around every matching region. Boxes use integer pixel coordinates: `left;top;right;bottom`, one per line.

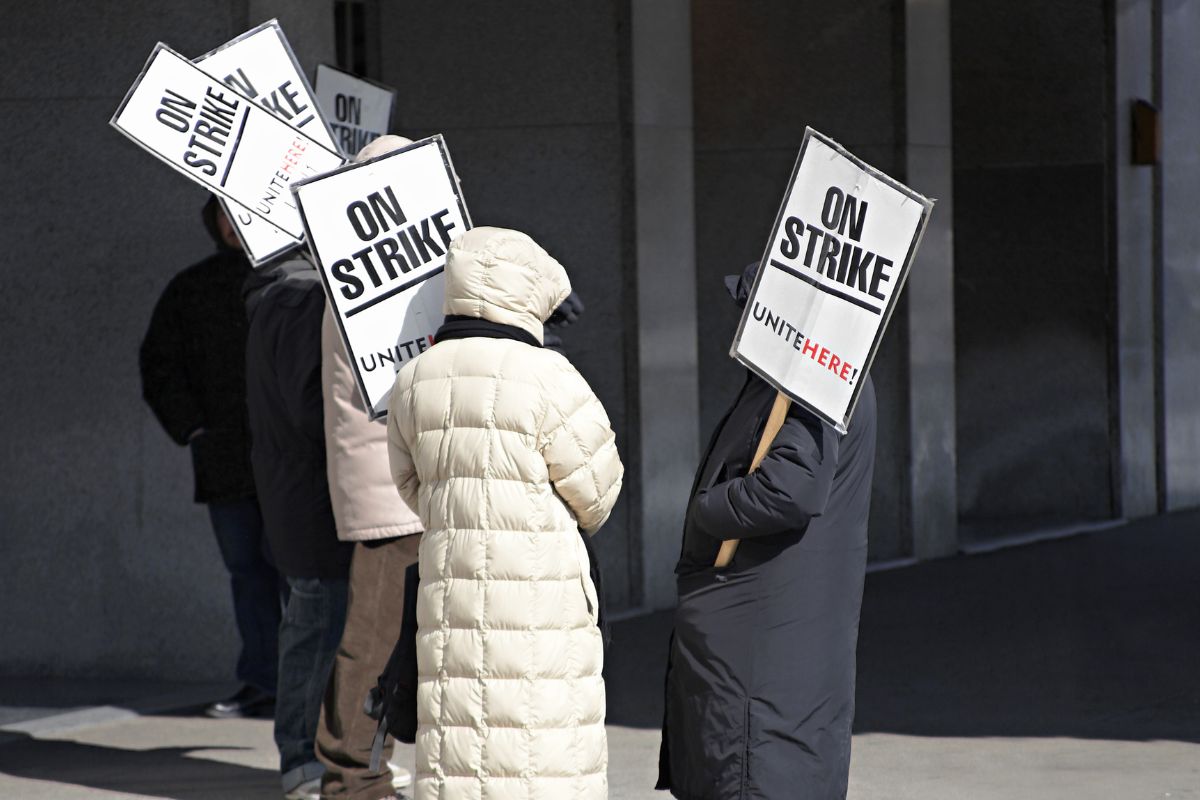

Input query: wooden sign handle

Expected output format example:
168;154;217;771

713;392;792;568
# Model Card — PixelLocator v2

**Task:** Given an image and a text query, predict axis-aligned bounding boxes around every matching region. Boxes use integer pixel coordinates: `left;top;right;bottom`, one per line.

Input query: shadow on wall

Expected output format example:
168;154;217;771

955;330;1114;525
607;510;1200;744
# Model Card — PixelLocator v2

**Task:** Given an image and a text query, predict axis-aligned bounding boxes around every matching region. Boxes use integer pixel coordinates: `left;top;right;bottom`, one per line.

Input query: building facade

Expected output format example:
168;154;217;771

1;0;1196;679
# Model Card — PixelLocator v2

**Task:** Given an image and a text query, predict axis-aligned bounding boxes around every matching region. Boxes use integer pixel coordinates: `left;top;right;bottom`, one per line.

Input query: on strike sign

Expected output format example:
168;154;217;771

196;20;340;265
314;64;396;158
111;44;344;239
732;127;933;432
292;135;471;419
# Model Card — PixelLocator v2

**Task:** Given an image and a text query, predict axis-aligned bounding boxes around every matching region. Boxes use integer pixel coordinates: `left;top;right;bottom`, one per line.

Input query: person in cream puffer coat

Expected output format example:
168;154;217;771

387;226;623;800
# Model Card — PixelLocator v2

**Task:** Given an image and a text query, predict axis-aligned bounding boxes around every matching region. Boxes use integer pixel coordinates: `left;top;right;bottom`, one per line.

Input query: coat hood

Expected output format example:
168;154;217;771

724;261;761;308
202;194;240;252
355;134;414;162
442;227;572;344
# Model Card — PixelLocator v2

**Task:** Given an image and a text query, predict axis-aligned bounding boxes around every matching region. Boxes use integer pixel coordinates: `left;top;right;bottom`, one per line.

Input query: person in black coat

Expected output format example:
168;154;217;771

657;262;877;800
243;255;353;798
139;195;281;719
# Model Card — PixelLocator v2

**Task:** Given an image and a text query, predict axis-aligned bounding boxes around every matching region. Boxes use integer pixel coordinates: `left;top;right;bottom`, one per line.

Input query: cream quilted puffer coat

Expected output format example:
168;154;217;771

387;227;623;800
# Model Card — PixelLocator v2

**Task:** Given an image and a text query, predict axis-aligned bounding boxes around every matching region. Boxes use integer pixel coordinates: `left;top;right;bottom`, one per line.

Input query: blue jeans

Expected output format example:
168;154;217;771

207;498;285;695
276;575;349;791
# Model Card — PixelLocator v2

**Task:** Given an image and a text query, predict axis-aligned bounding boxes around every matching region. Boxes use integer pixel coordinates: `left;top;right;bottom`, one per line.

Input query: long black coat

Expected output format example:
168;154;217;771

243;260;352;580
658;370;877;800
139;248;256;504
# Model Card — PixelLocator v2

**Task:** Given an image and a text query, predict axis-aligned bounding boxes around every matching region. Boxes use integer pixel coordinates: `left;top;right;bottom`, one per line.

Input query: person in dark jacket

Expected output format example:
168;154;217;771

244;255;354;800
657;262;877;800
139;195;282;720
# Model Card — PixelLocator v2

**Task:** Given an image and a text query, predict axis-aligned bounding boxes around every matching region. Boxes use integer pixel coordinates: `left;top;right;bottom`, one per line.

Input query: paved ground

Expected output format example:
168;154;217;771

2;511;1199;798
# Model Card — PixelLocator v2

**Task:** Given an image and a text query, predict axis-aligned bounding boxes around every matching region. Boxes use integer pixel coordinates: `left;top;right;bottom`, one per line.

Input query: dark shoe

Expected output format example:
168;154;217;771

205;685;275;719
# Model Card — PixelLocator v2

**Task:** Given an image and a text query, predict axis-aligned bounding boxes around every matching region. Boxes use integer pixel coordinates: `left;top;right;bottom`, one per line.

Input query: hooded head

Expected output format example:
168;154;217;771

202;195;242;252
724;261;761;308
442;227;572;344
354;134;414;163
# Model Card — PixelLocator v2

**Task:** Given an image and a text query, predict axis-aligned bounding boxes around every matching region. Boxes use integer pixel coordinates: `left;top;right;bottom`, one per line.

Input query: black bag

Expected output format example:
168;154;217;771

364;561;421;770
580;528;611;654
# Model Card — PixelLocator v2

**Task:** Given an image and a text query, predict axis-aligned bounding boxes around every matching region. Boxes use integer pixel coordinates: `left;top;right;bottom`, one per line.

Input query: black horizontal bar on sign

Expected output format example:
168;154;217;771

768;259;882;315
344;266;445;318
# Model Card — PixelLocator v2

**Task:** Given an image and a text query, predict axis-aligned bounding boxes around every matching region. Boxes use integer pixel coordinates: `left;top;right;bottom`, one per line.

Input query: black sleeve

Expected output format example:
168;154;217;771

139;280;204;445
690;410;838;540
272;288;326;445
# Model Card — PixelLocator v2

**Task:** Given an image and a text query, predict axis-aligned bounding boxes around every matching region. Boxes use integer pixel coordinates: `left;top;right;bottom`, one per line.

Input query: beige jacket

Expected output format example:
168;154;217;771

387;227;623;800
322;309;422;541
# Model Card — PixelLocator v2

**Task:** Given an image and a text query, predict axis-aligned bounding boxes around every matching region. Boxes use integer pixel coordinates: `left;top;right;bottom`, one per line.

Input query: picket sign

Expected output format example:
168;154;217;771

111;43;345;239
292;135;471;419
716;128;933;567
314;64;397;159
194;20;341;265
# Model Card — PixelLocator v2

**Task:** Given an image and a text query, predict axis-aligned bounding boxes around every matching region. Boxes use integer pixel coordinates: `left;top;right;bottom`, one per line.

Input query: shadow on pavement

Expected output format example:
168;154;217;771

606;509;1200;744
1;511;1195;800
0;680;229;728
854;509;1200;742
0;732;278;800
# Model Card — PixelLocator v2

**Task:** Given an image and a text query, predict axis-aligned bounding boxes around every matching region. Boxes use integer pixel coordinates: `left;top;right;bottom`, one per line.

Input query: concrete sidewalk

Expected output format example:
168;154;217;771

2;511;1198;798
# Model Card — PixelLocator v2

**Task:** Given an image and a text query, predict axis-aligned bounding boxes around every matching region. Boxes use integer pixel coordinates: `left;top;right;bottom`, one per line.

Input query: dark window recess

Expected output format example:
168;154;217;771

335;0;369;76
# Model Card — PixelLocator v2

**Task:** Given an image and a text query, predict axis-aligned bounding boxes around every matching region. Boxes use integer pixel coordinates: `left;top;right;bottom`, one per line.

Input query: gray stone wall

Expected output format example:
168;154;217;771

3;0;1195;680
375;0;642;607
1161;0;1200;508
952;0;1115;532
1114;0;1158;518
691;0;912;559
0;0;334;680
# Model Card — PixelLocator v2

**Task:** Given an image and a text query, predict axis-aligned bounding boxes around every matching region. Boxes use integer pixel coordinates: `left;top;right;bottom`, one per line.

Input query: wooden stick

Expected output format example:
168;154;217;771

713;391;792;568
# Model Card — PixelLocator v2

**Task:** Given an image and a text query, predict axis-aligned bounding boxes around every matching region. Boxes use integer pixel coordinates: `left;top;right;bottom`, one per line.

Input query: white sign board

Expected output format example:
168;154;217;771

292;136;471;419
732;127;933;432
196;21;340;265
315;64;397;158
112;44;345;239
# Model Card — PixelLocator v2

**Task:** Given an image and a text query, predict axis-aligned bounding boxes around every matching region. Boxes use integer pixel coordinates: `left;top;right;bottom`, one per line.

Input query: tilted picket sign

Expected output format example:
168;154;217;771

111;43;344;241
194;20;342;265
314;63;398;160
